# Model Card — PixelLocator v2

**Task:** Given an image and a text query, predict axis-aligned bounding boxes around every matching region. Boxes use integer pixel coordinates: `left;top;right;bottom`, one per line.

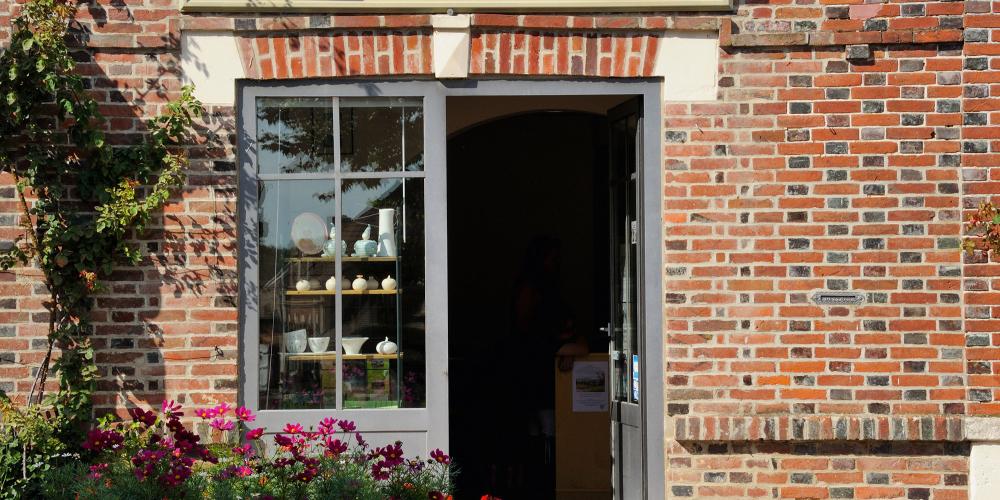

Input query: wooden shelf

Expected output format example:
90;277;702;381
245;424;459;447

287;256;397;263
282;352;401;362
285;289;399;296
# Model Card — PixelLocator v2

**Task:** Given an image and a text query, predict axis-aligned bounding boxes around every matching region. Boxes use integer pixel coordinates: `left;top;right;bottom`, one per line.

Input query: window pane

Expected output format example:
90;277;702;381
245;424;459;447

340;178;425;408
340;98;424;172
258;180;339;410
257;97;335;174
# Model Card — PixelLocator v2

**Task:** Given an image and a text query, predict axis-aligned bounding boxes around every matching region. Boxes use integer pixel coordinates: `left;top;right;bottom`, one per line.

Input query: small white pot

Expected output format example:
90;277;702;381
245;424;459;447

381;275;397;291
325;276;338;291
366;276;379;290
352;275;368;291
342;337;368;355
376;337;398;355
308;337;330;353
295;279;311;291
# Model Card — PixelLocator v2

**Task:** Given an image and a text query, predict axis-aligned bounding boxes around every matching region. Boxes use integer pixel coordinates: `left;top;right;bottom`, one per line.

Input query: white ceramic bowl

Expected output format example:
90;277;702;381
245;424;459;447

284;329;308;354
308;337;330;353
341;337;368;355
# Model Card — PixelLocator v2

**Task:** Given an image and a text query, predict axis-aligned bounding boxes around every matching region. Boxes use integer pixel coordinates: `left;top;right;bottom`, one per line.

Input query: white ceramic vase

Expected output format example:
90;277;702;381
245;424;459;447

376;208;397;257
381;275;397;291
366;276;379;290
308;337;330;353
325;276;338;291
295;279;311;292
342;337;368;355
352;275;368;291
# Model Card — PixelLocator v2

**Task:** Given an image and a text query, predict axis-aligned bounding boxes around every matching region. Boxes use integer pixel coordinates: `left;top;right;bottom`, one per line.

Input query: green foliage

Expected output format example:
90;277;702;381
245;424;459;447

0;0;202;493
0;398;71;499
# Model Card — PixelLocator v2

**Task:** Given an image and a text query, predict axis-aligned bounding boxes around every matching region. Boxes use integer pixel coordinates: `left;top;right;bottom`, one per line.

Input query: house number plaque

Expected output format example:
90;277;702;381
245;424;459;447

811;291;865;305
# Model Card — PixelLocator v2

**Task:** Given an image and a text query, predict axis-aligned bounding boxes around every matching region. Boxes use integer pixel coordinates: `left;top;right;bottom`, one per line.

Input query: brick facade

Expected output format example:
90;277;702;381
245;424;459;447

1;0;998;497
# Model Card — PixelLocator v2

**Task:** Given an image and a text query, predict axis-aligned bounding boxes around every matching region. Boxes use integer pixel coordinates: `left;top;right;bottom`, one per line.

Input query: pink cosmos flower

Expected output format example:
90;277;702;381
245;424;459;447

233;444;255;457
210;418;235;431
194;408;217;419
338;420;357;432
318;417;337;435
324;436;348;456
161;400;182;417
129;407;157;427
234;406;256;422
283;423;303;434
246;427;264;440
213;402;233;416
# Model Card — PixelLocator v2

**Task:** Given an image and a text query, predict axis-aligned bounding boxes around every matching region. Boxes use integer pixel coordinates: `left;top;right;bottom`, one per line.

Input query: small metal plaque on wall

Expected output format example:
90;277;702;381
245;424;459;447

811;291;865;305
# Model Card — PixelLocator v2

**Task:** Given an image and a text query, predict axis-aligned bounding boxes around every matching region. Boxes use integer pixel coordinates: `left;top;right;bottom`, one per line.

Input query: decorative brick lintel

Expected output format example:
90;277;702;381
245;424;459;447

669;416;976;442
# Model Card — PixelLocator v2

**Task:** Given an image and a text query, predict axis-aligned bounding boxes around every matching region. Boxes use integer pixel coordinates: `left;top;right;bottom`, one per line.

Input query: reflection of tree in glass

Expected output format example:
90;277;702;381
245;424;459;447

257;103;335;173
340;104;424;173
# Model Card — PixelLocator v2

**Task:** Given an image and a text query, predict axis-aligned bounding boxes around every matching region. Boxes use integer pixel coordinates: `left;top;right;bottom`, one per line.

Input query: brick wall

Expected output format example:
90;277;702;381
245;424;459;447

0;0;997;498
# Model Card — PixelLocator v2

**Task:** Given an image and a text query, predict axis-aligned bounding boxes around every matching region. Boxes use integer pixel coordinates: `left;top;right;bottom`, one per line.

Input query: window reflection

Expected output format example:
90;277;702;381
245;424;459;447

257;98;335;174
340;98;424;173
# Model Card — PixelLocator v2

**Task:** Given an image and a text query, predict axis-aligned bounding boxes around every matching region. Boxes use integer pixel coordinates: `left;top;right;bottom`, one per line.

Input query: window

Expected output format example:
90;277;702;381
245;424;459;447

255;97;428;411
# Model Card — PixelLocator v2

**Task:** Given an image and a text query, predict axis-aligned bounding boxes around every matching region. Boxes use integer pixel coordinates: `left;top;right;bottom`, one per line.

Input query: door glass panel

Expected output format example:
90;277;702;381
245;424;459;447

257;98;335;174
340;177;426;409
258;180;338;409
340;98;424;173
610;114;640;405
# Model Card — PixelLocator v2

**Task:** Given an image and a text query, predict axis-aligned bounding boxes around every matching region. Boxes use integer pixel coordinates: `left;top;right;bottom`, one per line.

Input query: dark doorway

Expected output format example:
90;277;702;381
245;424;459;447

447;107;613;499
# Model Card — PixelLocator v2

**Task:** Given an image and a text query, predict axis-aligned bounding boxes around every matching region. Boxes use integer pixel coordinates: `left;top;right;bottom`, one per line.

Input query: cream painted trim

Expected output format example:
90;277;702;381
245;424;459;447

971;443;1000;500
656;30;719;101
182;0;732;13
432;15;471;79
180;31;245;105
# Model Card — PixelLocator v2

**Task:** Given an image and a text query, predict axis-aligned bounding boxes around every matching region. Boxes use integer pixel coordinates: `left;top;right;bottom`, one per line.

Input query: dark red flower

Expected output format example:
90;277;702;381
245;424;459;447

430;448;451;465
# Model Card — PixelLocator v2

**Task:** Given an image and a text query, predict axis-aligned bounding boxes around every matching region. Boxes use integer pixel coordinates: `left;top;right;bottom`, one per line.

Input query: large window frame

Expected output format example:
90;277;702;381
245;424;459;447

238;82;449;450
239;81;662;495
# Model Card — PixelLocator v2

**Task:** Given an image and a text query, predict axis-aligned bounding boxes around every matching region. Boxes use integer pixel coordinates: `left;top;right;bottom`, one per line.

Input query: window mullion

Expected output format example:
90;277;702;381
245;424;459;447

332;96;344;411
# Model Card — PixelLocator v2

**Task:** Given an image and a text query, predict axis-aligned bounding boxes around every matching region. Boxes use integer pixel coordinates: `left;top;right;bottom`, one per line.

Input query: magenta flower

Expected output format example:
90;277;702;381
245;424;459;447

318;417;337;435
283;423;303;434
87;463;108;480
234;406;255;422
430;449;451;465
338;420;357;432
210;418;235;431
324;436;348;456
194;408;217;419
213;402;233;415
82;428;123;452
233;444;255;457
274;434;294;447
246;427;264;440
128;407;157;427
161;400;183;417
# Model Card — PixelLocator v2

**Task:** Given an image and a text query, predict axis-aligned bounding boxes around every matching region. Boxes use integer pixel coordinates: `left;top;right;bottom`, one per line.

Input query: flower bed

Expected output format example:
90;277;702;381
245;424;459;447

42;401;452;499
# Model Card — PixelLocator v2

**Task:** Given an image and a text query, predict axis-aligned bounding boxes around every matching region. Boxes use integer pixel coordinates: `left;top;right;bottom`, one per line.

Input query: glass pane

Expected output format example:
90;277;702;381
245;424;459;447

257;97;335;174
340;98;424;172
258;179;339;410
340;177;426;408
610;114;640;404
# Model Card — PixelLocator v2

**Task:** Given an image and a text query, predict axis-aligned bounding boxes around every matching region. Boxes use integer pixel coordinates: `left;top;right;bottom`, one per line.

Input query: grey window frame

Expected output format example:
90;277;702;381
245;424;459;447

238;80;662;495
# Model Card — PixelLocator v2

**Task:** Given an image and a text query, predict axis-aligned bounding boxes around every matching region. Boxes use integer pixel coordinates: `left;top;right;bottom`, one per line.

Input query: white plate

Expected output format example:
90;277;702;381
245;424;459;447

290;212;328;255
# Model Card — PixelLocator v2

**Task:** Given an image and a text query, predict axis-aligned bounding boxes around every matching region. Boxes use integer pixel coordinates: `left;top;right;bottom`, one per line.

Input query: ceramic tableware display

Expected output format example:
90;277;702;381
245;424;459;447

341;337;368;355
366;276;379;290
376;208;397;257
322;223;347;257
352;275;368;291
284;329;308;354
353;225;378;257
376;337;398;355
295;279;311;292
308;337;330;353
290;212;327;255
325;276;338;291
381;275;397;291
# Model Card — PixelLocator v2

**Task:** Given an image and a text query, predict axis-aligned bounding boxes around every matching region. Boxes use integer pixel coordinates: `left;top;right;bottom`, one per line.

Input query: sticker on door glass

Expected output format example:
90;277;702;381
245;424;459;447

631;354;640;401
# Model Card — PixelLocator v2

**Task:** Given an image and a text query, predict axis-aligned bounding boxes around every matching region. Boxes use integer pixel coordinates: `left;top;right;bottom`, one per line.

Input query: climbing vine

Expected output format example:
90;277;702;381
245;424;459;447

964;201;1000;257
0;0;202;443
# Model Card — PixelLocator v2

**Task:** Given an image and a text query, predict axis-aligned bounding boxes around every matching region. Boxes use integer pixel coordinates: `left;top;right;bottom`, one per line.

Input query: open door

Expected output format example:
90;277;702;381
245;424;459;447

608;98;645;500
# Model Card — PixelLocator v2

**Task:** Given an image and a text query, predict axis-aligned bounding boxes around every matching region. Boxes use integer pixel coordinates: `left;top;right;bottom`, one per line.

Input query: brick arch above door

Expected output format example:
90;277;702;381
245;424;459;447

232;29;662;80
